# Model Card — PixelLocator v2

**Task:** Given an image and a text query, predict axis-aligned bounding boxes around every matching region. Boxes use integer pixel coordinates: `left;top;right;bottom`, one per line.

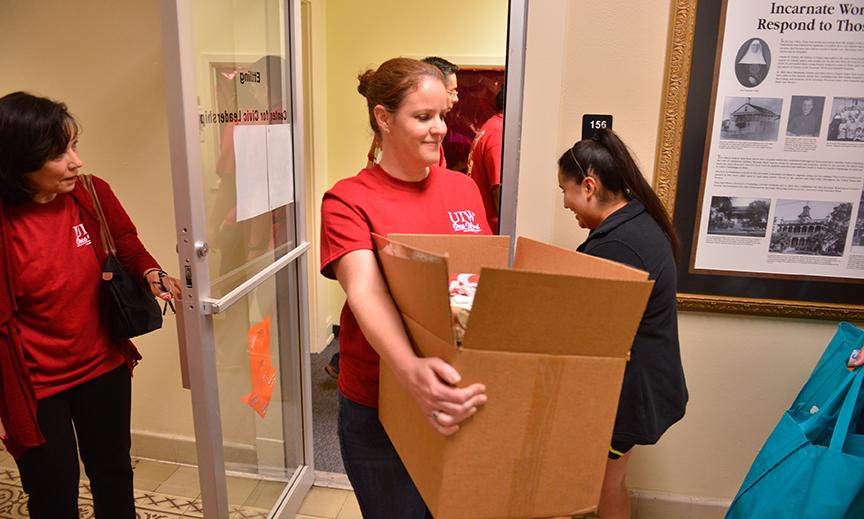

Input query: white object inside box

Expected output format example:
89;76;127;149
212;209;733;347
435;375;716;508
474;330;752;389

449;273;478;345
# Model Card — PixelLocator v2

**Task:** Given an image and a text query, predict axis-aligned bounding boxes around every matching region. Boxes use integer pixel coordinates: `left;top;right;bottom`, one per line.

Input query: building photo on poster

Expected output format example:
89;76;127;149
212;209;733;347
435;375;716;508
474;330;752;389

691;0;864;281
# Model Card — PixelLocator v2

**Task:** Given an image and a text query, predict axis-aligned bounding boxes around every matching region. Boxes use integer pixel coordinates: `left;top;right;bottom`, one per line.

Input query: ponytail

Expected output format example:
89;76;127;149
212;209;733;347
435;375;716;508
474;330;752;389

558;129;680;258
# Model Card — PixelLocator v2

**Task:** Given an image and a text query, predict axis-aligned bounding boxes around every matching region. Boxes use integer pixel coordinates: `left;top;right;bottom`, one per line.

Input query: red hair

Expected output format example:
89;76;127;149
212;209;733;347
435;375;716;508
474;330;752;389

357;57;444;135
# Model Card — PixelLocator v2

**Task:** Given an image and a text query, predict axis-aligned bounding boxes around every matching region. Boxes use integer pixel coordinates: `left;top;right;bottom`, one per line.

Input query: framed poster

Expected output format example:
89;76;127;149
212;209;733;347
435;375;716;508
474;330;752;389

655;0;864;320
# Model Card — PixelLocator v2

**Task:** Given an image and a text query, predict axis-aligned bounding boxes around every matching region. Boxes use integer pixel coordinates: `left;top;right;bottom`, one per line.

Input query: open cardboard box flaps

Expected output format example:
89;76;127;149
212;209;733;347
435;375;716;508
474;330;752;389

373;234;654;519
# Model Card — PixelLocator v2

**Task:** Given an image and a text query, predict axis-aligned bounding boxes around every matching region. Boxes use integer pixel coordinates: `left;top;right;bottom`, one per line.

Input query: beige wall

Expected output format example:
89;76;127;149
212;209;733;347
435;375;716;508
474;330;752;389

304;0;333;353
314;0;509;346
516;0;862;500
0;1;194;440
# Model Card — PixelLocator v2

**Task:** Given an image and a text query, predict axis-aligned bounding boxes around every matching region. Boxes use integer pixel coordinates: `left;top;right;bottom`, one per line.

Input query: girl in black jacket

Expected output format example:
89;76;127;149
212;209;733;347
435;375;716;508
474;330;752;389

555;129;688;519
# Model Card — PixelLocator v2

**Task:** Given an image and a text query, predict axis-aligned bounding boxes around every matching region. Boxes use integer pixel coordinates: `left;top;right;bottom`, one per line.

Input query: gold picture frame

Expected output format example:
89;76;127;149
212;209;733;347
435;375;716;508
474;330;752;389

653;0;864;321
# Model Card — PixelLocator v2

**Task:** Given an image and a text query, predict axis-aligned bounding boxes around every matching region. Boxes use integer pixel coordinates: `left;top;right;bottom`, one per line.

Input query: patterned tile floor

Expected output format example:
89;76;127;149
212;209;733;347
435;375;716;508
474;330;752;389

0;447;727;518
0;446;279;518
0;459;361;519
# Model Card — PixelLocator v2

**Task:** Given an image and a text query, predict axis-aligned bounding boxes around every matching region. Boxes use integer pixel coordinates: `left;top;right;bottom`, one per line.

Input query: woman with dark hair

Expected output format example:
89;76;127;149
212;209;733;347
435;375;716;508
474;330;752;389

0;91;181;518
320;57;489;518
554;129;688;519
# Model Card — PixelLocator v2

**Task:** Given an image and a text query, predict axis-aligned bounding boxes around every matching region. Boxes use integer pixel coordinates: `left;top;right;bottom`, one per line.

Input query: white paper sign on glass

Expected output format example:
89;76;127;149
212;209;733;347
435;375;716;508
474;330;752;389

266;124;294;210
234;123;294;222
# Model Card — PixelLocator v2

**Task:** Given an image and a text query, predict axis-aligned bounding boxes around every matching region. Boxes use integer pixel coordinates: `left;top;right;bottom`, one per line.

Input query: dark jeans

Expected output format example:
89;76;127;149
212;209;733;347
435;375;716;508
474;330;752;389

338;392;432;519
15;364;135;519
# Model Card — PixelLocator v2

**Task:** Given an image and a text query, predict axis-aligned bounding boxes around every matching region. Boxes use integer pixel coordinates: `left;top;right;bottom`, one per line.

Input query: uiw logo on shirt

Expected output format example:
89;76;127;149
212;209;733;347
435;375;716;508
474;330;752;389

73;223;92;247
448;210;482;233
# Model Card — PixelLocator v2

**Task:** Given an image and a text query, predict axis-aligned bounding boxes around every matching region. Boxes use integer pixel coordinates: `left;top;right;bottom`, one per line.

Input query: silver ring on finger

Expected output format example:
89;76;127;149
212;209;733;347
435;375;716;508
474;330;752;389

431;410;441;421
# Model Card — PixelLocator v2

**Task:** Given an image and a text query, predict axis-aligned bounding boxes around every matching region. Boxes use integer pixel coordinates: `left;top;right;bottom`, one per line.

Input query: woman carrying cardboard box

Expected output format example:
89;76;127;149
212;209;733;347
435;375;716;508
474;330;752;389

319;57;490;518
554;129;689;519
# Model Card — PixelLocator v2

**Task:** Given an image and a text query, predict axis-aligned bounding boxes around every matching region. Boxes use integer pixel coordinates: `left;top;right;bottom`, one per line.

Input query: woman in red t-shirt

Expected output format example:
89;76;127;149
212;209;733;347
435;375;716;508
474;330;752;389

320;58;489;518
0;92;181;519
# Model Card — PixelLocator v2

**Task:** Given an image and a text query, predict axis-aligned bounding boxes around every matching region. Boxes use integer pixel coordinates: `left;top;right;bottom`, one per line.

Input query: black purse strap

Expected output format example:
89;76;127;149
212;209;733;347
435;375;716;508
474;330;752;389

80;175;117;256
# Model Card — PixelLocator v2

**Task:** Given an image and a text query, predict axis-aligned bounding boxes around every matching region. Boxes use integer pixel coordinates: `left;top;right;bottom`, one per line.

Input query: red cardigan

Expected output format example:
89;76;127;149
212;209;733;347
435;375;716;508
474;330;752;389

0;176;159;458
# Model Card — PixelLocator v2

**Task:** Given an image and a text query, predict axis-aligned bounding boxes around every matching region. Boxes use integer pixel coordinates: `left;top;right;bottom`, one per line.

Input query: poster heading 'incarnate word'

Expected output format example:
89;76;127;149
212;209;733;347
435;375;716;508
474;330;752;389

758;2;864;33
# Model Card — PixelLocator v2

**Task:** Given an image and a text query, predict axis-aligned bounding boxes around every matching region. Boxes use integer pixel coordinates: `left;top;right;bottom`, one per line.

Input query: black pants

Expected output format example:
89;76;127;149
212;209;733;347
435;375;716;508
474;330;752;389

337;392;433;519
15;364;135;519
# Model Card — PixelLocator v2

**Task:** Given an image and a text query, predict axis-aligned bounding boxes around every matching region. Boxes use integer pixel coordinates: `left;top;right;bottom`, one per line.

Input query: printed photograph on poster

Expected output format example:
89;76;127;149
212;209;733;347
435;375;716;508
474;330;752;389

707;196;770;237
734;37;771;87
720;96;782;141
826;97;864;142
768;200;852;257
854;191;864;249
786;96;824;138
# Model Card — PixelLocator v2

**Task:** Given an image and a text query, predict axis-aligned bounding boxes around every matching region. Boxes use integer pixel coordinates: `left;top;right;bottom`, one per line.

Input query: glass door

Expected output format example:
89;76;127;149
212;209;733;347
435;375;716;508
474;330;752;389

160;0;313;517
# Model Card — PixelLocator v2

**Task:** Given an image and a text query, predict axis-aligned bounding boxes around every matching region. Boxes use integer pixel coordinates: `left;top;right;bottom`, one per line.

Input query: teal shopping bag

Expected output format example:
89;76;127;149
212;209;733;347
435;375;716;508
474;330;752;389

725;360;864;519
790;322;864;423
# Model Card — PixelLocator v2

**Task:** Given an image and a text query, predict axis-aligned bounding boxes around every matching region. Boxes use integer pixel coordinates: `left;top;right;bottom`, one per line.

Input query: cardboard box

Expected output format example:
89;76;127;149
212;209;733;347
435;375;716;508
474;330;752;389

373;234;654;519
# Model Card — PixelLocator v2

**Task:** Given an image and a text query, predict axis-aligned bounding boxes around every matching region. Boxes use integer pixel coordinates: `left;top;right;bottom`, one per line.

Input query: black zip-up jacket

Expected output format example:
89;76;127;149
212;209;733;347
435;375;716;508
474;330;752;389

578;199;688;444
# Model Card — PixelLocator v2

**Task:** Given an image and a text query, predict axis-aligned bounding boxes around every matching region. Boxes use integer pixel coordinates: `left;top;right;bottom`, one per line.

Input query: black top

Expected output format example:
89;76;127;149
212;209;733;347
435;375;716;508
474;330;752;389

578;200;688;444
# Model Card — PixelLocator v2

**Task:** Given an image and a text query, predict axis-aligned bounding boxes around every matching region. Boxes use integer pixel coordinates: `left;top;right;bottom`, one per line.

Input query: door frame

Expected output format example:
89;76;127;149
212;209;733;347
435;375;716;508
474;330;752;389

499;0;528;245
159;0;315;517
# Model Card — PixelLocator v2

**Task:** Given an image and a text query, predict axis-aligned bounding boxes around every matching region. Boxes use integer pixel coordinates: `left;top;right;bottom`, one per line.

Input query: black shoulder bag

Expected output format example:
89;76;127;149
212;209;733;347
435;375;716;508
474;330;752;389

81;175;163;341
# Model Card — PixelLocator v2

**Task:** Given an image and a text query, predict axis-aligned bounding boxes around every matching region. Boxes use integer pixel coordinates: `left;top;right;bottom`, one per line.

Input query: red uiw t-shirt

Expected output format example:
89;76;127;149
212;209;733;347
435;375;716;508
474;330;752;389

466;113;503;234
320;165;491;408
8;195;124;399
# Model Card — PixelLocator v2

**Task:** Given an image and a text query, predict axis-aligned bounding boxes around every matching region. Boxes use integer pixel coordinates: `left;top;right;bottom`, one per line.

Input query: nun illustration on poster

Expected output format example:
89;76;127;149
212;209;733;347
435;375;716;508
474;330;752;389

735;38;771;87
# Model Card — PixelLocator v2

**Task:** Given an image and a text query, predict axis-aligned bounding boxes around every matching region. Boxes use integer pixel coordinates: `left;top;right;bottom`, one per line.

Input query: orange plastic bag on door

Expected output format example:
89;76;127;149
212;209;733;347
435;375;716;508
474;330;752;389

241;316;277;417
